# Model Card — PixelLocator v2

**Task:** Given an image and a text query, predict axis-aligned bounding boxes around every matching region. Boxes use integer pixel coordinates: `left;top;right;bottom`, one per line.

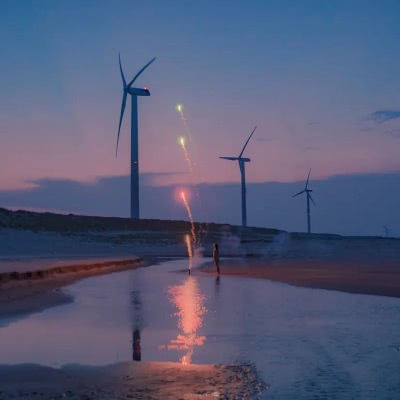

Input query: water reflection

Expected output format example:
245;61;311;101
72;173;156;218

160;276;207;364
132;328;141;361
131;290;143;361
215;275;221;295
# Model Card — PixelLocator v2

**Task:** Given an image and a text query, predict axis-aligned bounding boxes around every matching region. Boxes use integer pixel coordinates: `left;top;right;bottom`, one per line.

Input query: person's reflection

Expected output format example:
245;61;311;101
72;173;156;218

131;290;143;362
215;274;221;294
132;328;141;361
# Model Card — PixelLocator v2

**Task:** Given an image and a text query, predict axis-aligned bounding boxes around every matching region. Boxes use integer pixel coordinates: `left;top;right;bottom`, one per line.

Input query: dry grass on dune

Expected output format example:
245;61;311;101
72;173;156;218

0;207;281;236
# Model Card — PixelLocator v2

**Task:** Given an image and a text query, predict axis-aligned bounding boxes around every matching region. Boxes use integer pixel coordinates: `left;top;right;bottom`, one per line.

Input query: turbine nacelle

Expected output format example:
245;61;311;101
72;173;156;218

127;87;151;96
116;55;156;156
219;126;257;163
292;170;316;206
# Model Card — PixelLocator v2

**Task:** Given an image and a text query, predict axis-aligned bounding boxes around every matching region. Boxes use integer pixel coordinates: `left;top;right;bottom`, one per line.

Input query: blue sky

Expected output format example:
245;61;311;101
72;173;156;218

1;1;400;234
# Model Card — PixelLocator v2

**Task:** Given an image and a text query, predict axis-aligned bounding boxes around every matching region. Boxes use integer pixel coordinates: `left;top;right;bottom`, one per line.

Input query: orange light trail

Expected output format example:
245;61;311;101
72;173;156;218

181;191;196;245
158;277;207;364
176;104;192;142
185;234;193;271
179;137;194;173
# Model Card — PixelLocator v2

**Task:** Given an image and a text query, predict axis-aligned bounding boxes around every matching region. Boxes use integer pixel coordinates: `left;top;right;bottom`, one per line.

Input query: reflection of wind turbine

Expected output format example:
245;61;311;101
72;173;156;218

116;54;156;219
220;126;257;227
131;290;143;361
292;169;316;234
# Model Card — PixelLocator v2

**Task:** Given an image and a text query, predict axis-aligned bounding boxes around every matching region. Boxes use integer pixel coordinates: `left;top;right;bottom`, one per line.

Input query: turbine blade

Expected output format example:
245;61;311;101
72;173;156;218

305;168;311;189
292;190;305;198
309;194;316;206
116;92;127;156
127;57;156;88
238;126;257;158
220;156;238;161
119;53;126;88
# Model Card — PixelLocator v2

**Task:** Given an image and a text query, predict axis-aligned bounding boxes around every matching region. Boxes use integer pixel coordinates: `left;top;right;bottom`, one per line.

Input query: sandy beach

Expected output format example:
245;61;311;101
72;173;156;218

200;258;400;298
1;210;400;398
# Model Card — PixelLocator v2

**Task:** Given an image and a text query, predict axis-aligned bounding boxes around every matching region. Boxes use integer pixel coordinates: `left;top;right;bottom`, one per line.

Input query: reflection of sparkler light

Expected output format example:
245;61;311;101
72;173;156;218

179;136;194;173
160;277;207;364
181;191;196;245
176;104;192;141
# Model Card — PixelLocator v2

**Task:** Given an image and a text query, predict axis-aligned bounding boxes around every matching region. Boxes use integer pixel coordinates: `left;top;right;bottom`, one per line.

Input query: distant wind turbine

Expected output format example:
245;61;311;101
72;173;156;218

292;169;316;233
384;225;390;238
116;54;156;219
220;126;257;227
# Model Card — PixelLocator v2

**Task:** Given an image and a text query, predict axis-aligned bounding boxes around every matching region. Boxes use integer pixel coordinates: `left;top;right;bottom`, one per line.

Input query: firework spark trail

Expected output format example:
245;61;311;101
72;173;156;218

179;137;194;173
175;105;205;247
178;135;204;247
185;234;193;258
181;191;197;245
184;234;193;272
176;104;192;142
178;136;199;201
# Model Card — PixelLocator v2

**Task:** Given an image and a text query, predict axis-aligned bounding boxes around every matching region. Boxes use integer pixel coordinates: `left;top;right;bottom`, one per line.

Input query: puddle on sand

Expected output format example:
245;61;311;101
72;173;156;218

1;259;400;399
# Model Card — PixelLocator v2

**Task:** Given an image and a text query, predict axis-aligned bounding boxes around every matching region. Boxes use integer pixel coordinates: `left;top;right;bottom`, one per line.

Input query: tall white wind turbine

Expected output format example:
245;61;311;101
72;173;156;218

220;126;257;227
292;169;316;233
116;55;156;219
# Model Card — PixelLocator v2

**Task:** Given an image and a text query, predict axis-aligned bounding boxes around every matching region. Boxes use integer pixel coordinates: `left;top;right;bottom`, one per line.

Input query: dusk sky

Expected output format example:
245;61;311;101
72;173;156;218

1;1;400;235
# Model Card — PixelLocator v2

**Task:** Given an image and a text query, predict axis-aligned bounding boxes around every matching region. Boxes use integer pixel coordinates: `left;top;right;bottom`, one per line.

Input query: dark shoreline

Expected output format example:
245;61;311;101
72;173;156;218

0;258;143;283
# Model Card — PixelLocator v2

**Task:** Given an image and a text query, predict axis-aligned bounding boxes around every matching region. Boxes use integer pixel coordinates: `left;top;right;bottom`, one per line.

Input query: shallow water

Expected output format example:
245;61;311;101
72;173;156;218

1;259;400;399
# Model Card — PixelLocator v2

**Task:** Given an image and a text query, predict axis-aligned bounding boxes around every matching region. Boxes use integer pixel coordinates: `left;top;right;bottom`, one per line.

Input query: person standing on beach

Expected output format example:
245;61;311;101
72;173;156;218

213;242;220;275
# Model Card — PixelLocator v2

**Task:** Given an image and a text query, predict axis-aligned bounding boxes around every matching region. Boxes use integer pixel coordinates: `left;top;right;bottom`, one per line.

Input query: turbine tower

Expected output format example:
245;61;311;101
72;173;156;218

292;169;316;233
220;126;257;227
116;55;156;219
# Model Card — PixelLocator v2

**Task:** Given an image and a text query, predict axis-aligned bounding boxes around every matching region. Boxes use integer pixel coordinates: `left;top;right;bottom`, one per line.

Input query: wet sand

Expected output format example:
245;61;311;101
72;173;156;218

200;258;400;298
0;361;266;399
0;258;144;321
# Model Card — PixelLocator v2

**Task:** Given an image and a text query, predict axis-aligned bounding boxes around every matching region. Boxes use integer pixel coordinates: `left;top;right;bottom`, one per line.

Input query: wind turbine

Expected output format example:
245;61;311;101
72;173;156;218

292;169;316;233
384;225;390;238
116;55;156;219
220;126;257;227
